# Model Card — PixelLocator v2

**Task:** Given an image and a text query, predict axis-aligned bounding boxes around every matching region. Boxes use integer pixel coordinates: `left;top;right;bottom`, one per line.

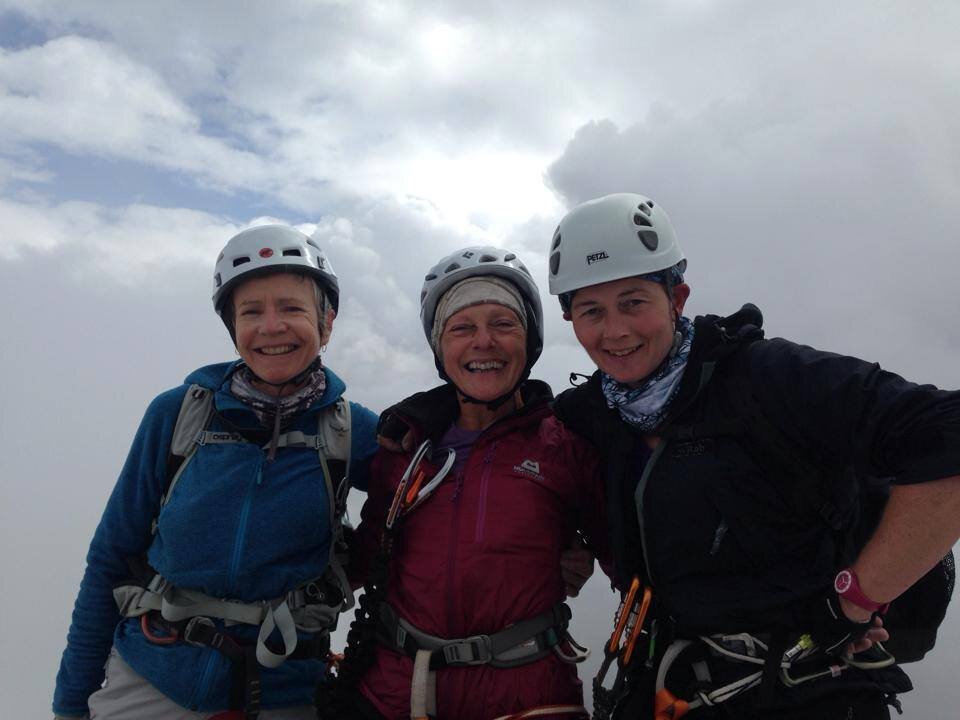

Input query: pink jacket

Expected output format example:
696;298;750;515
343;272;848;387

352;381;608;719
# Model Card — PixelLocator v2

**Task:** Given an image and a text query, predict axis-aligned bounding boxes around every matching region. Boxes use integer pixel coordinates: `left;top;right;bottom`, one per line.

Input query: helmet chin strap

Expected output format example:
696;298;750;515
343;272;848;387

456;370;530;411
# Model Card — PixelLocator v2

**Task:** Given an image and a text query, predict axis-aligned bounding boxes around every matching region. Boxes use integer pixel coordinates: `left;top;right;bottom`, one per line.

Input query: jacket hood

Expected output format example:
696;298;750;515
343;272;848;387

378;378;555;446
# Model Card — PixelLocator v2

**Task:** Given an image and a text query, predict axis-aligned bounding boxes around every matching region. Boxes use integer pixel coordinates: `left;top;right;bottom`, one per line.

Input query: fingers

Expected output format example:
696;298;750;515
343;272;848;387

377;434;403;452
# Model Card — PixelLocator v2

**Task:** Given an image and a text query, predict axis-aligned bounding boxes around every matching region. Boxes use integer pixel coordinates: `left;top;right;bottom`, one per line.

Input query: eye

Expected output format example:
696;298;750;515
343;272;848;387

447;323;475;336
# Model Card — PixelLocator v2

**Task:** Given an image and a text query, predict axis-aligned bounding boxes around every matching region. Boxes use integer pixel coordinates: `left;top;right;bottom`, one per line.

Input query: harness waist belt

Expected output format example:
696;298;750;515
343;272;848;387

378;601;572;670
113;570;343;668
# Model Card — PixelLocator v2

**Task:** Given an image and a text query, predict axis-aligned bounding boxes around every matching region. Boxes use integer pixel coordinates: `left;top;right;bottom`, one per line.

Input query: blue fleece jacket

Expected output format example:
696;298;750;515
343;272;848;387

53;361;379;716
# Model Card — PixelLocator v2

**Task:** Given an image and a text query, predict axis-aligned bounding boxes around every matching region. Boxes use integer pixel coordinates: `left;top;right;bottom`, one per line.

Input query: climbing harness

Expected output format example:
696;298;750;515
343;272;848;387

113;383;354;720
652;633;897;719
593;577;654;720
378;600;589;719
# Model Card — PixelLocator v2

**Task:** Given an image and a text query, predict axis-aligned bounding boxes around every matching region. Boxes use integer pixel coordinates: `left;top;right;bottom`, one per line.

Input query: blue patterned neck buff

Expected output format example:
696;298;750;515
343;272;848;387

600;315;694;432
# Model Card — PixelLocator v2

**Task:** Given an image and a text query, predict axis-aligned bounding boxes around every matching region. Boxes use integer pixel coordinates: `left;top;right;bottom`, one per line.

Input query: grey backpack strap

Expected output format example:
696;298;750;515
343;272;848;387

153;384;220;534
315;398;354;612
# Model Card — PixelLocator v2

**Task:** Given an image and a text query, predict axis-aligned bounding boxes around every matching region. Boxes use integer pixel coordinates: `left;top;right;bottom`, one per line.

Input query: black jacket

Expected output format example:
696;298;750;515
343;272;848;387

554;304;960;636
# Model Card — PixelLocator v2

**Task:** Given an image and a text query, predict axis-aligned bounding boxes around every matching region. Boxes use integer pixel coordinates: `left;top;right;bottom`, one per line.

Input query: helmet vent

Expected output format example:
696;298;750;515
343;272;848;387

637;202;653;216
550;231;561;251
214;272;222;288
633;213;652;228
233;256;251;267
638;230;659;251
549;252;561;276
518;263;531;276
504;253;517;261
424;273;437;281
306;239;321;250
282;248;303;257
479;254;497;263
444;262;461;273
217;252;224;263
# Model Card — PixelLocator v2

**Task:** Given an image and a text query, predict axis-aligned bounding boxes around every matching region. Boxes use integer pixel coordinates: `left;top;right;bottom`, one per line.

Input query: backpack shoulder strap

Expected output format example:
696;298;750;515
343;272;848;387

315;397;355;611
154;384;220;534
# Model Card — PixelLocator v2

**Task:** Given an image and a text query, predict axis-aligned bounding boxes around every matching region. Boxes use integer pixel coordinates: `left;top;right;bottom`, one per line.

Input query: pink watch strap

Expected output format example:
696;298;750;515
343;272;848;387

834;568;890;613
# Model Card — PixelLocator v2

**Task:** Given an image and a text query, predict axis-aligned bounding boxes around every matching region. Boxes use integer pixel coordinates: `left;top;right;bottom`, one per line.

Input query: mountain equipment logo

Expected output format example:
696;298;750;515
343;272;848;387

586;251;609;265
514;459;544;481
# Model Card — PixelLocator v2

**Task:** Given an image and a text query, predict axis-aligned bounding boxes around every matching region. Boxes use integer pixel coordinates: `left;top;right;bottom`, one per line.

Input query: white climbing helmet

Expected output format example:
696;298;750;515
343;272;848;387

420;246;544;368
547;193;686;301
212;224;340;316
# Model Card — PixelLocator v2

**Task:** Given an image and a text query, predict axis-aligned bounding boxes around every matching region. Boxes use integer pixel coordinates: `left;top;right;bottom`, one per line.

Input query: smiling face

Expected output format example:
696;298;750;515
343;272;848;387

440;303;527;403
231;273;332;392
568;276;689;387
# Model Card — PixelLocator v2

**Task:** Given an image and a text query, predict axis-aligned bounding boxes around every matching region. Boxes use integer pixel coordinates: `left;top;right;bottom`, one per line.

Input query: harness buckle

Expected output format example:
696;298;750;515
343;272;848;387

183;616;216;647
442;634;492;665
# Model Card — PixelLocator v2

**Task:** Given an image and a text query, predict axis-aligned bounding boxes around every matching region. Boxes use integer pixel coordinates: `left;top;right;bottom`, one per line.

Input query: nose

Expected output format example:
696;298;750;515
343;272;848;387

259;307;287;334
472;324;495;348
601;312;630;341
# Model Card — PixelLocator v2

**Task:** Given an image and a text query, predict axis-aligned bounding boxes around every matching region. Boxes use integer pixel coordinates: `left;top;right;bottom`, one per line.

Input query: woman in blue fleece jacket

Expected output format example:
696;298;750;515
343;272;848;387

53;225;379;720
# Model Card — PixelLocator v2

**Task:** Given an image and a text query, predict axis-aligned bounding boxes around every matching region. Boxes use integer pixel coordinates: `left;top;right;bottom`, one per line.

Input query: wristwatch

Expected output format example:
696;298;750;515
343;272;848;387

834;568;890;614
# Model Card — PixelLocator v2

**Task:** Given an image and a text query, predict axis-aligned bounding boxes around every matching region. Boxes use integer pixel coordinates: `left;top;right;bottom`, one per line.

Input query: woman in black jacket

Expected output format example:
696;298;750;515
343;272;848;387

546;193;960;720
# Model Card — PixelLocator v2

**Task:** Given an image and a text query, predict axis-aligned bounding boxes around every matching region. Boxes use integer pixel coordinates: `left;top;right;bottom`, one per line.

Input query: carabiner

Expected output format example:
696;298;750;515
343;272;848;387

386;440;456;528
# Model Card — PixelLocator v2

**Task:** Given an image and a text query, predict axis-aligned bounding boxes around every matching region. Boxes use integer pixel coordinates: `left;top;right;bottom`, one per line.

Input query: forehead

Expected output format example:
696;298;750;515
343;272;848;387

233;273;314;301
572;276;663;306
446;302;522;323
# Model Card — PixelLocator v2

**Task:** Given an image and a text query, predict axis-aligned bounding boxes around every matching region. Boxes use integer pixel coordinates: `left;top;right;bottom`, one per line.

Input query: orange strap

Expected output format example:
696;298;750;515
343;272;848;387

654;689;690;720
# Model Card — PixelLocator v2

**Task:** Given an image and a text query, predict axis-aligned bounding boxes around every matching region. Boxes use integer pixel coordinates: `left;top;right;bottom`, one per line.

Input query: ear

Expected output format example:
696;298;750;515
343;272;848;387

671;283;691;316
320;307;336;346
562;311;572;321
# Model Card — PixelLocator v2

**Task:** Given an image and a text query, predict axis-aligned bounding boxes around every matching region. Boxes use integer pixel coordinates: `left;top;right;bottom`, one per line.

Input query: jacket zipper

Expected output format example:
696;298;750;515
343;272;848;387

446;469;465;627
474;442;497;542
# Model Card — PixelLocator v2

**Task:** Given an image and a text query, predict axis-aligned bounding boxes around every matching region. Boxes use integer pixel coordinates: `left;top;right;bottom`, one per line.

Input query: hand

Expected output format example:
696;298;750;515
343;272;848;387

809;592;882;656
560;539;595;597
377;429;415;453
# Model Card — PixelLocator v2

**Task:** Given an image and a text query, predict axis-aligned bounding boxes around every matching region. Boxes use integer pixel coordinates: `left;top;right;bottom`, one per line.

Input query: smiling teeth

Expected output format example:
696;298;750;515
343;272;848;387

259;345;295;355
607;346;639;357
467;360;505;371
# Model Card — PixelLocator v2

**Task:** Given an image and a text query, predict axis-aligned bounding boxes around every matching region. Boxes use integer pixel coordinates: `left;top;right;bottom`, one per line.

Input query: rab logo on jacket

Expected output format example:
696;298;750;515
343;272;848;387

514;459;544;481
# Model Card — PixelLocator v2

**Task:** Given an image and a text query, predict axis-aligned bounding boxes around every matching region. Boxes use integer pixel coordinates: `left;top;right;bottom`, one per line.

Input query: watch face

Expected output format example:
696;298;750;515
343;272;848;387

835;569;853;594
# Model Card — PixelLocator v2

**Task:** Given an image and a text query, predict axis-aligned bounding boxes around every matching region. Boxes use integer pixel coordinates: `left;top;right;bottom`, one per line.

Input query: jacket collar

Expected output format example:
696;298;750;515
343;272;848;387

378;379;554;446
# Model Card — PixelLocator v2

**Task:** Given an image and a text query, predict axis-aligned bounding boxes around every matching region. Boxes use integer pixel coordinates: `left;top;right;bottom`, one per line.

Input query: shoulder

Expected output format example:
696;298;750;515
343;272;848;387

553;373;608;441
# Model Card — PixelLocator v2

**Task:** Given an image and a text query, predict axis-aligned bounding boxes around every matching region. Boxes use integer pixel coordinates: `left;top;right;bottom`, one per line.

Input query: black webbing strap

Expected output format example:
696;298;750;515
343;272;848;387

182;619;330;719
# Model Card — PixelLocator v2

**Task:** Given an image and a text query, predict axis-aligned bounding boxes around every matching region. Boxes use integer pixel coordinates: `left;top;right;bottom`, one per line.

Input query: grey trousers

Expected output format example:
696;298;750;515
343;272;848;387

84;647;315;720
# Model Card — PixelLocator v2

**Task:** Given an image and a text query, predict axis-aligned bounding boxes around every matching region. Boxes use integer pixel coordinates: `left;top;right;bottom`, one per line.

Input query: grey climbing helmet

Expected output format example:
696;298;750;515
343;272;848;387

548;193;686;306
212;224;340;317
420;245;544;372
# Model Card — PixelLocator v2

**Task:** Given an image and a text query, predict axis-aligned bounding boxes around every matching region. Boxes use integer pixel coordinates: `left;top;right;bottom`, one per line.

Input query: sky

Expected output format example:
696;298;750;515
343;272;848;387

1;0;958;716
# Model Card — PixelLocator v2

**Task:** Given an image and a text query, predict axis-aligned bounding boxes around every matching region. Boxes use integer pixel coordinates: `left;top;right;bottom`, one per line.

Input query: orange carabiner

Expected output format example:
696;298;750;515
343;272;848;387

607;576;641;654
622;585;653;666
140;614;179;645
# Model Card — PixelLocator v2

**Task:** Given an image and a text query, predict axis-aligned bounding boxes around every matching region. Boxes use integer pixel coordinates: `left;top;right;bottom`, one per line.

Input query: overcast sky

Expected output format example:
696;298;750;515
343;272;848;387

1;1;958;716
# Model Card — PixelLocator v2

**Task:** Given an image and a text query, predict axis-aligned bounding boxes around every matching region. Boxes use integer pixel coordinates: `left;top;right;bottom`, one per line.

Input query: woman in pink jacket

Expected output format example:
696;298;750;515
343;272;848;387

319;246;608;720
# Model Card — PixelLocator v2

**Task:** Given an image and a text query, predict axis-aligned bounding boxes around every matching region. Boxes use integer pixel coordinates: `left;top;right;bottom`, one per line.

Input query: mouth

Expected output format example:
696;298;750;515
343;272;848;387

465;360;506;373
256;344;298;356
604;344;641;358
